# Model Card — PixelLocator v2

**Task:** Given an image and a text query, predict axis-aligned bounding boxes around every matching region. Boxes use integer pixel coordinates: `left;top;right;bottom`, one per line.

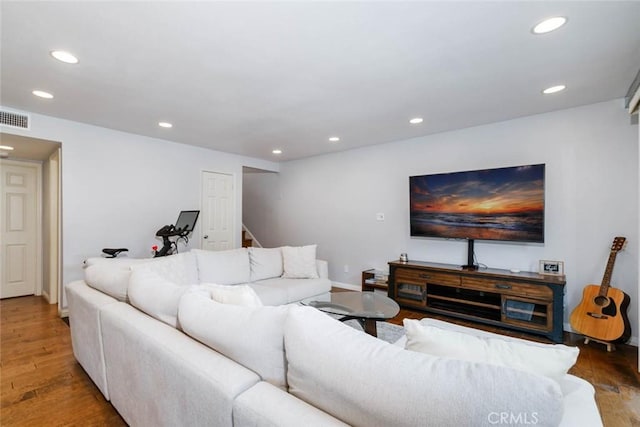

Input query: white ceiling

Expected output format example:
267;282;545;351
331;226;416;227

1;1;639;162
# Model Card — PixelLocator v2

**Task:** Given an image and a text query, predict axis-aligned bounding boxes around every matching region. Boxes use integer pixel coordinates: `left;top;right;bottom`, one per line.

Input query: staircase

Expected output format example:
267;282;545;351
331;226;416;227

242;230;253;248
242;226;262;248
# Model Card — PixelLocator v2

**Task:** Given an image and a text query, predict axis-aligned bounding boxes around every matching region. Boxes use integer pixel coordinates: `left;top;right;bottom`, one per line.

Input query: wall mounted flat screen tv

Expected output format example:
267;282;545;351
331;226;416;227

410;164;545;243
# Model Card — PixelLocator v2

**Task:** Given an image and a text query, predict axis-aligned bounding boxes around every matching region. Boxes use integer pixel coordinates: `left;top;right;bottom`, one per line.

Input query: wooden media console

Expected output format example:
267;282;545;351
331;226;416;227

388;260;566;343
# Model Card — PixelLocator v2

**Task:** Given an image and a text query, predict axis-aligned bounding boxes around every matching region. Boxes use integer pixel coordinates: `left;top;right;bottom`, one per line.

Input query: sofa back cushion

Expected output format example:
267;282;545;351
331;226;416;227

84;258;149;301
130;252;199;286
284;306;563;427
83;252;197;302
194;248;251;285
249;247;283;281
179;291;289;389
128;268;197;329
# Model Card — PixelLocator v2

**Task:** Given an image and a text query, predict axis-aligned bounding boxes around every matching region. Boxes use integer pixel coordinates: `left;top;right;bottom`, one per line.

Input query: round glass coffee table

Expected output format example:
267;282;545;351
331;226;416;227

301;292;400;337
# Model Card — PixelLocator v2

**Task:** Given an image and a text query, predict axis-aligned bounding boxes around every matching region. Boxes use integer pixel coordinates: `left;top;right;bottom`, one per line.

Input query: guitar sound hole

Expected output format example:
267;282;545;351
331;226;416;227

594;295;609;307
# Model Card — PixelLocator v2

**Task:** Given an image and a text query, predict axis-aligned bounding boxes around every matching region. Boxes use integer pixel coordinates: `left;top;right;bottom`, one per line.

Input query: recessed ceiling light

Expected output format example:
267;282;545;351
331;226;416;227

542;85;566;94
158;122;173;128
532;17;567;34
272;149;282;155
328;137;340;142
0;145;15;151
409;117;423;124
32;90;54;99
50;50;79;64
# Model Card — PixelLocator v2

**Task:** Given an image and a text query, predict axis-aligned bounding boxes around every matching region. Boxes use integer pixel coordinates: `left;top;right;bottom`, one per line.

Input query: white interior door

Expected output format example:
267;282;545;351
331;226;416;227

201;171;235;251
1;160;40;298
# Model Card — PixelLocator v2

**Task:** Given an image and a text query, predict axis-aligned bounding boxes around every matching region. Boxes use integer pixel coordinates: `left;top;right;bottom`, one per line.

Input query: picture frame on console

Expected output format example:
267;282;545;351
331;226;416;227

539;260;564;276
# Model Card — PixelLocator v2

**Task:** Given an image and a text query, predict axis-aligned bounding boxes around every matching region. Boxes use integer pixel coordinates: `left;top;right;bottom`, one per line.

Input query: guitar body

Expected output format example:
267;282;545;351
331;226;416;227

570;284;631;343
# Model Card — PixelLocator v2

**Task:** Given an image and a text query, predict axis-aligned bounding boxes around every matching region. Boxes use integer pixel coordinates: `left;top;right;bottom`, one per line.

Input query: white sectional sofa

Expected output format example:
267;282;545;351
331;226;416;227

66;246;602;426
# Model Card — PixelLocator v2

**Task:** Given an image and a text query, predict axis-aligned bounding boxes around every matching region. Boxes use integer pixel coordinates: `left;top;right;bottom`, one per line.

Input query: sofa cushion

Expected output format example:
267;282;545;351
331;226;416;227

100;302;260;427
249;247;283;282
128;268;197;328
84;258;149;301
179;292;289;389
285;306;563;427
233;382;348;427
248;283;289;306
253;277;331;304
130;251;198;286
194;248;251;285
559;375;601;426
200;283;263;307
403;319;579;384
65;280;118;399
281;245;319;279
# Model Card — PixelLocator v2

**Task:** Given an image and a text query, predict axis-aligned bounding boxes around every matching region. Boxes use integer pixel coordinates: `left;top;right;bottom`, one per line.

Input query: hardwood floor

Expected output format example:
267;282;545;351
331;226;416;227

1;296;639;426
0;296;125;426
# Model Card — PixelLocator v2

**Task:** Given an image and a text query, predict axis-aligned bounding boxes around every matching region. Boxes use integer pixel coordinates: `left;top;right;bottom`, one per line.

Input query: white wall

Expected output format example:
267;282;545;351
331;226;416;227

243;169;280;246
247;99;639;343
1;110;279;308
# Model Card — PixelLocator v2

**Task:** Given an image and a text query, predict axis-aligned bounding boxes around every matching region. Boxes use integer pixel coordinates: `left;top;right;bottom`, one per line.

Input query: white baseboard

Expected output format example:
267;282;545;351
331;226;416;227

331;281;361;291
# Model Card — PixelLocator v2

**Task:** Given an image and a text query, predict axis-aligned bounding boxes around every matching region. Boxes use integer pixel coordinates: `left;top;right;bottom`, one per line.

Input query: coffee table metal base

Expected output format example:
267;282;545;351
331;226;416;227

337;315;381;336
300;292;400;338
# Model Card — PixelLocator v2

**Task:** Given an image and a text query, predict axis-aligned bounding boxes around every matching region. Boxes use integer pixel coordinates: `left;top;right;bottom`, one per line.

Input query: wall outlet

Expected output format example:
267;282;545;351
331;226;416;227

343;264;349;273
376;212;385;221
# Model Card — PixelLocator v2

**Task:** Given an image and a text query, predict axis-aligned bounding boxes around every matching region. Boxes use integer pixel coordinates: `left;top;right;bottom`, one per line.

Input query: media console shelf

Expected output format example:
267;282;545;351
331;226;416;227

388;260;566;343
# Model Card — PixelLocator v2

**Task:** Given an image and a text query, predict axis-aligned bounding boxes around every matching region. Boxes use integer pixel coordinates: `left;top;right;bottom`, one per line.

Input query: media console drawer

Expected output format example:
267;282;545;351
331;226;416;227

395;268;461;286
461;277;553;300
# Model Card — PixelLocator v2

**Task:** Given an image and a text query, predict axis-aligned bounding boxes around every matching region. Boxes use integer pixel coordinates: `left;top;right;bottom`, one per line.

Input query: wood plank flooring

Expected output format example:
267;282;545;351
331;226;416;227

1;296;126;426
1;296;639;426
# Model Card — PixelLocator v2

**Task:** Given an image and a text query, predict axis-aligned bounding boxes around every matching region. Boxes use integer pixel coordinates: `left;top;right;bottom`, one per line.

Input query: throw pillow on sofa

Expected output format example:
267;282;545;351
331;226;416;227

200;283;263;306
281;245;319;279
178;292;289;389
249;247;283;281
403;319;579;384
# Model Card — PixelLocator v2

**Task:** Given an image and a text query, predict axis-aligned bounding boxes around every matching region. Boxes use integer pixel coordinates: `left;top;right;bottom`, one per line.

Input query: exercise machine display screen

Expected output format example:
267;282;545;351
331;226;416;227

175;210;200;232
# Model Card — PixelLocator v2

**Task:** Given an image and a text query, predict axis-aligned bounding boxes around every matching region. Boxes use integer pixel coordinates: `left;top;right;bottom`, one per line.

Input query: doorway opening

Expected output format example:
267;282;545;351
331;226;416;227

0;133;62;313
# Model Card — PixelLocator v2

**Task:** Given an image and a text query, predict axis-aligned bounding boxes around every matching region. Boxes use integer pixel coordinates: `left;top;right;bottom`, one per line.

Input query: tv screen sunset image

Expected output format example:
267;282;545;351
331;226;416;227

410;164;545;242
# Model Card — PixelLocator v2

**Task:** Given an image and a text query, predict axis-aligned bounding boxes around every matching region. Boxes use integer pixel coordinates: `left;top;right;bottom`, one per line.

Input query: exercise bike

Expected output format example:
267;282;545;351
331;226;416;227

153;210;200;257
102;210;200;258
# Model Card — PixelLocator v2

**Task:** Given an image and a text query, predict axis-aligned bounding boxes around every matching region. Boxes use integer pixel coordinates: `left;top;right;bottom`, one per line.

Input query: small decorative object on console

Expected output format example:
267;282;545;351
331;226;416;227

539;260;564;276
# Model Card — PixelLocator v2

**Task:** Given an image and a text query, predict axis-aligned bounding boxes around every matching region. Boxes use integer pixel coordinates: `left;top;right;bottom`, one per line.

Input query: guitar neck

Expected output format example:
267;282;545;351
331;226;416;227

599;250;618;296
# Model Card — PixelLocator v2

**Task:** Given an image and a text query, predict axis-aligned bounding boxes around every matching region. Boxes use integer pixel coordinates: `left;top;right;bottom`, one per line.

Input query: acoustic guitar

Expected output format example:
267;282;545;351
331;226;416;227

570;237;631;343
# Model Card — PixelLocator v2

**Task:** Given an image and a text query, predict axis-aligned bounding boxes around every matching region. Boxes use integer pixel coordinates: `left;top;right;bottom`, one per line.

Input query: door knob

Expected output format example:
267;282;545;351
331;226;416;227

203;235;209;239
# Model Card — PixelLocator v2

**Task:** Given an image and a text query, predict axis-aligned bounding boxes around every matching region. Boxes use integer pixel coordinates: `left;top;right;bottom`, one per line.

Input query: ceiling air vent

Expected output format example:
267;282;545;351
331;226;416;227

0;110;30;130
